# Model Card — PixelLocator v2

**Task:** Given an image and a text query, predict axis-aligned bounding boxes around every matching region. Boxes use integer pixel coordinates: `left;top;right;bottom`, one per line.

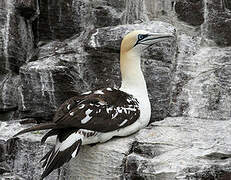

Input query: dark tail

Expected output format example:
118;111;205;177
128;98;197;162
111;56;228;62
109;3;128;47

40;130;82;179
41;129;60;144
14;122;57;137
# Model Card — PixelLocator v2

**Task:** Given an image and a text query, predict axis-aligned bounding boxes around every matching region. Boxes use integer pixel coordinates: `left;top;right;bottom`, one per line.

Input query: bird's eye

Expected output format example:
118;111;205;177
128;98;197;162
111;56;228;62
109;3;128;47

138;34;148;41
134;34;149;47
138;34;144;40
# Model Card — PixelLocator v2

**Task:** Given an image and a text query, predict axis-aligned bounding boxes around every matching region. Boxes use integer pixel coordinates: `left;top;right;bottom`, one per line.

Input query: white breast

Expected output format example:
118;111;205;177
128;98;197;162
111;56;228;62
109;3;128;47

114;93;151;136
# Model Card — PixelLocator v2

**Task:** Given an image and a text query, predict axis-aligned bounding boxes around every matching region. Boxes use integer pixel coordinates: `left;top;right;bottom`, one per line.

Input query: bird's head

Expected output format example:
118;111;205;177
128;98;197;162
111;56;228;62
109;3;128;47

119;30;174;91
120;30;174;55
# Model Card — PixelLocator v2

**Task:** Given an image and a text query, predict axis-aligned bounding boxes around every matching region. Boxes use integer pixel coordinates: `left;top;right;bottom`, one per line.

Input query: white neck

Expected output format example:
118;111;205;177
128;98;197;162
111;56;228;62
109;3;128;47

119;50;148;96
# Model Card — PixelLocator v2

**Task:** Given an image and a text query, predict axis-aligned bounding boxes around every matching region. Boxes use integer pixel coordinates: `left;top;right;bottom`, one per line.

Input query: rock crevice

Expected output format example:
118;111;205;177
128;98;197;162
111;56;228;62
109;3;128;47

0;0;231;179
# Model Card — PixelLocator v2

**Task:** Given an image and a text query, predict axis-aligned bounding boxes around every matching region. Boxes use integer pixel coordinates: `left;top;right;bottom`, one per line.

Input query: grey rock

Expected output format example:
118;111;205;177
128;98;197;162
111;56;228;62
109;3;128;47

171;45;231;120
14;0;39;20
3;138;67;180
0;162;10;175
18;41;86;119
38;0;76;41
202;0;231;46
143;0;175;20
224;0;231;10
86;21;176;52
0;73;20;112
37;0;151;41
71;0;149;34
0;139;6;162
3;117;231;179
0;0;35;73
68;117;231;179
0;0;231;179
72;0;122;31
175;0;204;26
0;121;68;179
17;37;91;120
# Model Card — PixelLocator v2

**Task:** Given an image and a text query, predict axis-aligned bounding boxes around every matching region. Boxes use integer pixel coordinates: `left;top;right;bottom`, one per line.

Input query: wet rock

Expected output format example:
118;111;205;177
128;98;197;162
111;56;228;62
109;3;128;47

0;139;6;162
72;1;122;31
0;162;10;175
171;45;231;120
4;138;66;179
0;121;68;179
170;34;202;117
86;22;176;52
202;0;231;46
0;139;11;175
175;0;204;26
71;0;149;34
68;117;231;179
37;0;76;41
18;42;86;119
147;0;176;17
224;0;231;10
14;0;39;20
0;73;20;112
0;0;35;74
0;0;231;179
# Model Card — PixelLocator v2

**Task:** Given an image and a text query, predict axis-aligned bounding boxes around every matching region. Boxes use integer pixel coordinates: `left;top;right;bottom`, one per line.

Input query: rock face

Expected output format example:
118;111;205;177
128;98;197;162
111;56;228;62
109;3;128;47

171;42;231;120
38;0;76;41
68;117;231;179
175;0;204;26
202;0;231;46
1;0;229;121
0;0;231;179
0;121;68;179
18;41;85;119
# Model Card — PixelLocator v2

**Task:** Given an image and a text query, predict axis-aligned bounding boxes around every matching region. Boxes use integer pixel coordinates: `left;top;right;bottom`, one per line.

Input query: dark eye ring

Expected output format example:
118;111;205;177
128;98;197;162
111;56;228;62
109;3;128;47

138;34;148;41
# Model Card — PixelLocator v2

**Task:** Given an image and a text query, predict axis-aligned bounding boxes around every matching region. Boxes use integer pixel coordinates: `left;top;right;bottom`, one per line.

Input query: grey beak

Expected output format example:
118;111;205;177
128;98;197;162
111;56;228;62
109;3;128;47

139;33;174;46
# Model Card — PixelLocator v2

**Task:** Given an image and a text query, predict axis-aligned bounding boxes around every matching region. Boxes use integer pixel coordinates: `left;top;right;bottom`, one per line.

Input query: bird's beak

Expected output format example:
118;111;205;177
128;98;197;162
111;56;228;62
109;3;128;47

139;33;174;46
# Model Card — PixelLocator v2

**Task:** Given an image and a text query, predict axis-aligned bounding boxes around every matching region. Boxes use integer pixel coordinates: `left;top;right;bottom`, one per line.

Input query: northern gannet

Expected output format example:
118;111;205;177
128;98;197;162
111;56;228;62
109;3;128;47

14;30;173;179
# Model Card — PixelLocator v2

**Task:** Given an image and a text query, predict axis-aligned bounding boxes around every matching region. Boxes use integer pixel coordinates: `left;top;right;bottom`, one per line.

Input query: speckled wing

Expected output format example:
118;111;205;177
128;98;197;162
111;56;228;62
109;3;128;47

53;88;140;132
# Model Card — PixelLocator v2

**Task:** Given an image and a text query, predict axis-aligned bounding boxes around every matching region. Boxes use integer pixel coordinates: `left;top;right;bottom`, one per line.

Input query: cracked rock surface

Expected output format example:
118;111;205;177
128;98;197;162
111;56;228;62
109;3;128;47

68;117;231;179
0;0;231;179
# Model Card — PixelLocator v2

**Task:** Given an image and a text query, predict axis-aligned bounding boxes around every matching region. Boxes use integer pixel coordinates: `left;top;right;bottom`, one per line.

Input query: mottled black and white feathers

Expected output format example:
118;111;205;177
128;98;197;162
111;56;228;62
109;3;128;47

14;88;140;136
14;88;140;179
53;88;140;132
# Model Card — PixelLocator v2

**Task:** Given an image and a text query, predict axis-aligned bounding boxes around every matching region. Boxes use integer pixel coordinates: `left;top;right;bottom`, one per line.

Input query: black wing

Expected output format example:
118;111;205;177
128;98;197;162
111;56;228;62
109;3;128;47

53;88;140;132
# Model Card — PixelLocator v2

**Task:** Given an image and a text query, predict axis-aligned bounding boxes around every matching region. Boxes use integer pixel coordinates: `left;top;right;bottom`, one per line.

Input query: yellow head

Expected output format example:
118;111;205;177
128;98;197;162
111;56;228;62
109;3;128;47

119;30;174;90
120;30;173;55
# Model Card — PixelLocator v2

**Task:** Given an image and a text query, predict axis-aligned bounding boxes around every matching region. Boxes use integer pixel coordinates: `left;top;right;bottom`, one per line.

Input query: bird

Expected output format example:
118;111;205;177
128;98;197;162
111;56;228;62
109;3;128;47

14;30;173;179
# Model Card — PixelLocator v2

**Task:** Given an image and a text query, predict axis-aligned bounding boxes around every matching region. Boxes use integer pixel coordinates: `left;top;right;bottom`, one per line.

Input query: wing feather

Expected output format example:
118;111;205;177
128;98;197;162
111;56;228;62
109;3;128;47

53;88;140;132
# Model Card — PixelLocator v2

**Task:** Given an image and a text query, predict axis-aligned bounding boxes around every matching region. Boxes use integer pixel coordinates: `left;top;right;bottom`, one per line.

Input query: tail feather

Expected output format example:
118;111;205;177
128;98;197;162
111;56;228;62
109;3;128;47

41;129;60;144
41;138;82;179
14;122;57;137
40;147;54;167
14;122;83;179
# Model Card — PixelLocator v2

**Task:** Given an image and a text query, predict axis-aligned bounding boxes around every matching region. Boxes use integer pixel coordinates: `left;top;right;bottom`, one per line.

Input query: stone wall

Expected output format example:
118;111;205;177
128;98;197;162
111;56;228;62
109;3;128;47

0;0;231;179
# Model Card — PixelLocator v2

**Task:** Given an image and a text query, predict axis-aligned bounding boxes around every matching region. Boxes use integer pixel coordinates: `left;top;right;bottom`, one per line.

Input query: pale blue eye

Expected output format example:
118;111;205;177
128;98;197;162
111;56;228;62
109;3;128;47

138;34;144;40
138;34;148;41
